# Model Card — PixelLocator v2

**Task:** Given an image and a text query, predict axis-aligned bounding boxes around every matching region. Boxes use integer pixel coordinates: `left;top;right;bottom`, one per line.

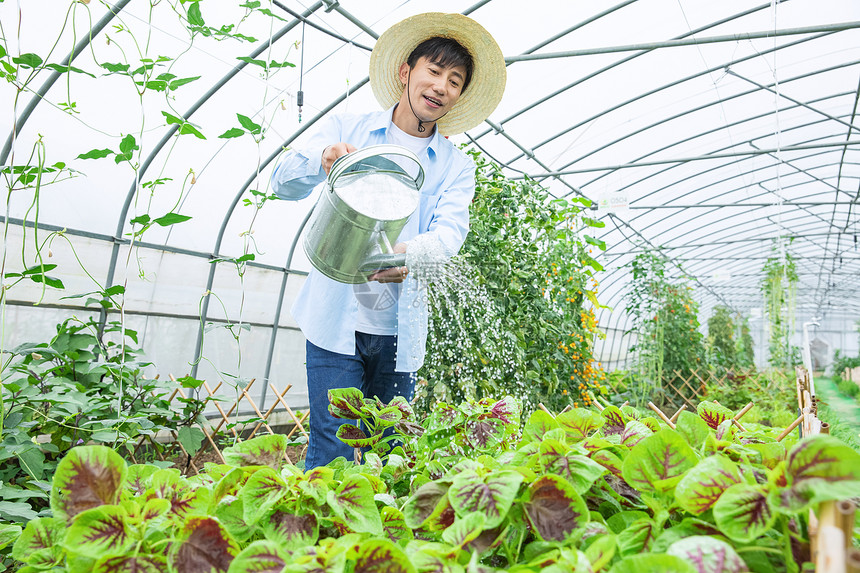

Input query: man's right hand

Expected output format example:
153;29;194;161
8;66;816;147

322;143;357;175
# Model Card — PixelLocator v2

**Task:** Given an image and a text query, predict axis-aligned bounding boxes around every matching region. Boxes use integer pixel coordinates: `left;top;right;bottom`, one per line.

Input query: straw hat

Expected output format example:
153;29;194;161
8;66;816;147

369;12;506;136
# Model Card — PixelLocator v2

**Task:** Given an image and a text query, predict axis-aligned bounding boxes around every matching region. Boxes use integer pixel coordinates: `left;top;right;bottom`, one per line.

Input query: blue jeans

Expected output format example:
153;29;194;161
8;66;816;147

304;332;415;470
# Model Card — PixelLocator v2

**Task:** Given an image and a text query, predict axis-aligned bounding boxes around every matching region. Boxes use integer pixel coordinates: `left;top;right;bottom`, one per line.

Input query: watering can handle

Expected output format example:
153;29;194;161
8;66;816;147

328;144;425;191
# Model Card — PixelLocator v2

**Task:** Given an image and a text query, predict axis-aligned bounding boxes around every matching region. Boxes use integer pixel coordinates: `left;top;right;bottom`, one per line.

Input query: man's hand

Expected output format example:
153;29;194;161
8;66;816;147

322;142;357;175
368;242;408;284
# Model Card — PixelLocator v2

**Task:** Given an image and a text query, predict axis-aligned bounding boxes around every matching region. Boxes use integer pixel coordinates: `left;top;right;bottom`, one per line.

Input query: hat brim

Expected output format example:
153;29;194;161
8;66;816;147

369;13;506;136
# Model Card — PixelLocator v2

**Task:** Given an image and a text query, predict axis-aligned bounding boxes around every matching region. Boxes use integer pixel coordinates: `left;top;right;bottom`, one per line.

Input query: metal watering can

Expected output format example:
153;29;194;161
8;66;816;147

302;144;424;284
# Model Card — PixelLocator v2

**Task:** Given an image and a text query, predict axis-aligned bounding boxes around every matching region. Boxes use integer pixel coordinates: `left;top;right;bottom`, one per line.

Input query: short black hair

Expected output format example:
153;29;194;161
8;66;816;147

406;37;474;93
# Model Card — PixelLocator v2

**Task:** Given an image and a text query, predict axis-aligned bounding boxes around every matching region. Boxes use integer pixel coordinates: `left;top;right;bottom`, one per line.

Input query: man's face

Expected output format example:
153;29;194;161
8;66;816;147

398;56;467;122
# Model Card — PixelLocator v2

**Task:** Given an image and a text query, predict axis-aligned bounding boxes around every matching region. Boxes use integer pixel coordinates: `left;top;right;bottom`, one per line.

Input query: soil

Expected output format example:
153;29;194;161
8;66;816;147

167;443;308;476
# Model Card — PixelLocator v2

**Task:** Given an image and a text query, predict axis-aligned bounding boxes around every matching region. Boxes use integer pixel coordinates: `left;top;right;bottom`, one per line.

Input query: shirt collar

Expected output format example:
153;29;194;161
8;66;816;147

374;105;442;158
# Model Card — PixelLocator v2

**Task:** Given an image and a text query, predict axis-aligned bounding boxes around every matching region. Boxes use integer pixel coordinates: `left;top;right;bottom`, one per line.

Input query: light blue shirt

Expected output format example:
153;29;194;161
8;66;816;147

270;106;476;372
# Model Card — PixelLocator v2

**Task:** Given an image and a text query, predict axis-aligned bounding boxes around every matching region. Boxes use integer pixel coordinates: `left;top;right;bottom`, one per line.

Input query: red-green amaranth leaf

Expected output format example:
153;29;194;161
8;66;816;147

557;408;605;442
222;434;287;468
712;483;775;543
617;517;658;556
601;405;627;436
441;513;486;549
621;429;698;493
521;409;561;445
262;509;318;552
620;420;653;449
666;535;748;573
538;438;606;494
401;482;454;530
328;387;365;419
380;506;413;545
228;540;289;573
336;423;379;448
170;516;239;573
608;553;697;573
697;401;732;431
675;454;742;515
448;469;523;529
675;410;711;449
489;395;521;427
51;445;127;522
64;505;133;558
93;554;167;573
241;467;287;525
11;517;65;567
326;474;383;535
465;416;505;450
353;538;416;573
523;474;588;542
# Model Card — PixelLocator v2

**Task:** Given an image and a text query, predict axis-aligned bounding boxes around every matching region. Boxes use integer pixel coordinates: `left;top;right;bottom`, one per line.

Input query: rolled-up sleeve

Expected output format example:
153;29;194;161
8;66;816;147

270;114;341;200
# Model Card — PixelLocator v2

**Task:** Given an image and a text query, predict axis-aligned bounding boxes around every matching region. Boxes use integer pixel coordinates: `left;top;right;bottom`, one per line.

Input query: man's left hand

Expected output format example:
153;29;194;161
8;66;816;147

368;242;408;283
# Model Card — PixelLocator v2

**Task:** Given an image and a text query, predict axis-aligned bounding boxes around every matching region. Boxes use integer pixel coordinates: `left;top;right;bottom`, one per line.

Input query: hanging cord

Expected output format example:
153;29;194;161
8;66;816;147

405;68;449;133
297;20;305;123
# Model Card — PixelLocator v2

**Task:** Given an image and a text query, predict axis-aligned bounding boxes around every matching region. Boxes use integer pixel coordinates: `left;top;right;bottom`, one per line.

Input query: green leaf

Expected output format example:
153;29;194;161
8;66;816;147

218;127;245;139
675;454;742;515
241;467;287;525
236;114;262;134
621;429;698;493
118;134;138;155
64;505;133;558
187;2;205;26
326;474;383;535
448;469;523;529
584;235;606;249
236;56;267;68
521;409;560;444
582;216;606;228
78;148;114;160
620;419;653;448
153;213;192;226
222;434;287;468
228;540;289;573
177;427;204;457
100;62;130;74
50;445;127;521
712;483;775;543
29;273;64;289
523;474;588;542
11;517;64;567
608;554;697;573
353;538;416;573
666;536;748;573
169;75;200;90
13;53;43;68
0;522;23;550
44;63;96;77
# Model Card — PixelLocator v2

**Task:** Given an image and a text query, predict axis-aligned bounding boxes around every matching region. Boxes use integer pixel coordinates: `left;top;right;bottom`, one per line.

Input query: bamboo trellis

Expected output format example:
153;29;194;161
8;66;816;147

129;375;309;474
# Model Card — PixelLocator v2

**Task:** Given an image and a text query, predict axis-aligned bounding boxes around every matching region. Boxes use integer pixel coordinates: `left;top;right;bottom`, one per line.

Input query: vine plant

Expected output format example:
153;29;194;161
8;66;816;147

760;240;798;370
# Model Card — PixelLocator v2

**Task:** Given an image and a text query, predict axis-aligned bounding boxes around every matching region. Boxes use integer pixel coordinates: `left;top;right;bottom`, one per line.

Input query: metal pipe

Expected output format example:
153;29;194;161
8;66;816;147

503;21;860;62
511;140;860;179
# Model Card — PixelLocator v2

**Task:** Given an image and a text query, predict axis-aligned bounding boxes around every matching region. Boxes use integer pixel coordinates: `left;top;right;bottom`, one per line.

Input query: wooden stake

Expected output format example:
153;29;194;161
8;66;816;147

237;381;293;464
268;382;308;437
816;525;845;573
776;414;804;442
648;401;676;429
847;548;860;573
669;404;687;424
621;401;629;407
734;402;754;421
538;403;553;416
820;422;831;435
838;500;856;549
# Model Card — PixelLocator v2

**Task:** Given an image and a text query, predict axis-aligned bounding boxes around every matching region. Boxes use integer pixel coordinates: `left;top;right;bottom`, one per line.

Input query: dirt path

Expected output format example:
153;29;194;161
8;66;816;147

814;375;860;434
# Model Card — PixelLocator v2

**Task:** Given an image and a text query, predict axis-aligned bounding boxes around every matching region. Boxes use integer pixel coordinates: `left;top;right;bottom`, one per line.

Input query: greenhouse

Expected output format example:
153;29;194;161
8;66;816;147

1;1;860;572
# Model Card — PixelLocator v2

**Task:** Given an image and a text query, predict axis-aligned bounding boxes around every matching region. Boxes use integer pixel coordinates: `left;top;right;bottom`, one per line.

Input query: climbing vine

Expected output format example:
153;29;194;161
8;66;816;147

760;240;798;370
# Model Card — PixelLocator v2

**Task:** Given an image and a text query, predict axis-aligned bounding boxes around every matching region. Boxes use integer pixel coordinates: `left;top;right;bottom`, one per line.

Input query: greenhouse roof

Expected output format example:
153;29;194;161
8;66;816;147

1;0;859;394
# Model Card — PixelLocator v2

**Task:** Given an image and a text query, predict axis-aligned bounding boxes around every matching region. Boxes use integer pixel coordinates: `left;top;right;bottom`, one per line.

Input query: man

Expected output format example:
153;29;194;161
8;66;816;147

270;12;506;469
